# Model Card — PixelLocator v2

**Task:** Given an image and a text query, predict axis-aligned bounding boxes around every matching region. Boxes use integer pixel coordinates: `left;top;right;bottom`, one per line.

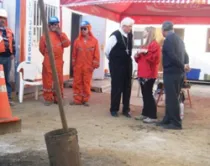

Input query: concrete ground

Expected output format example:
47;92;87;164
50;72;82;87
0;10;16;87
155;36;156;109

0;80;210;166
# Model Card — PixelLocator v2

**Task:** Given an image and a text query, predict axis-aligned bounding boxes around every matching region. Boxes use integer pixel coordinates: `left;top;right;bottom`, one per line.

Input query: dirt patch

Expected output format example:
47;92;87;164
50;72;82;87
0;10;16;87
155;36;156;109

0;84;210;166
0;149;128;166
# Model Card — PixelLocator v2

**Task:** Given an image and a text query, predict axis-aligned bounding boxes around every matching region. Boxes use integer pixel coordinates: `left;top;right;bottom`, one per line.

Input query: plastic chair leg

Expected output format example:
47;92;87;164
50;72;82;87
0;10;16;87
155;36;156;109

35;86;39;100
19;83;24;103
187;89;192;108
156;89;164;105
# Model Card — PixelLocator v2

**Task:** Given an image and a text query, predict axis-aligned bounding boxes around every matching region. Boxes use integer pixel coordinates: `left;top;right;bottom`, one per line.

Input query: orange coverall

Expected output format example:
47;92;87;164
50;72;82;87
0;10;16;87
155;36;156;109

39;32;70;102
72;30;100;104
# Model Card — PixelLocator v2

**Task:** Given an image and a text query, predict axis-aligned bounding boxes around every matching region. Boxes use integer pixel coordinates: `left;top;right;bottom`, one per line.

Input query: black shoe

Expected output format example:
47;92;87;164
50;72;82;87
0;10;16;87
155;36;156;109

156;121;170;126
69;101;82;106
111;112;119;117
123;112;131;118
83;102;89;107
162;123;182;130
54;100;65;105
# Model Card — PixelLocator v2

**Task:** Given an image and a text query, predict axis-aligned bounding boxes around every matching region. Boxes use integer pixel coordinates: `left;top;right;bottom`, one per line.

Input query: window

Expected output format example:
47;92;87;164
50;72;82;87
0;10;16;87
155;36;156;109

133;31;144;48
206;28;210;52
33;0;58;44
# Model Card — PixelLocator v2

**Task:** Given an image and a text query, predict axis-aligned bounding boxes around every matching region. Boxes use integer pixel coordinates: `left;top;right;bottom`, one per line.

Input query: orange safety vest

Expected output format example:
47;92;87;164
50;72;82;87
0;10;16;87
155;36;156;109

0;28;14;54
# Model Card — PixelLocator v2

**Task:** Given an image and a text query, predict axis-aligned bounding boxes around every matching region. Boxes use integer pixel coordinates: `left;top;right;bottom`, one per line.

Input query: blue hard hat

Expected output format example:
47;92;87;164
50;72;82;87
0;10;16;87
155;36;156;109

80;21;90;27
48;16;59;24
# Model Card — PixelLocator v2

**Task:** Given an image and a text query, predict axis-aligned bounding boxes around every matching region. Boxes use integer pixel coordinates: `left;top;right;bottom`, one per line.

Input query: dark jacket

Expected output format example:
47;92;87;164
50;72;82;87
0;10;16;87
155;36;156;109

184;51;189;64
109;30;133;66
162;32;186;74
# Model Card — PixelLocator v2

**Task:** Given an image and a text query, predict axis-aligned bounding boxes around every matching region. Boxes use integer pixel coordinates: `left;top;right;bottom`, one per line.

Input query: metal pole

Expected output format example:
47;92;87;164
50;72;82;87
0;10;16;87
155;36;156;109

15;0;21;96
38;0;68;132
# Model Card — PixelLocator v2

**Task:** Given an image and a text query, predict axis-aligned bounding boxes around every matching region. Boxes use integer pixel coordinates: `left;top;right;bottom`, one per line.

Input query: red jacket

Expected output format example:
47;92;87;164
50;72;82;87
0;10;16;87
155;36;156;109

135;40;161;78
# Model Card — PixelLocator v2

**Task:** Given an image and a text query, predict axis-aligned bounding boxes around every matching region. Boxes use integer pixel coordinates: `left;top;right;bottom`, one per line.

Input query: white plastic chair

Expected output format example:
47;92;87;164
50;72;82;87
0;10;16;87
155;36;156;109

17;61;42;103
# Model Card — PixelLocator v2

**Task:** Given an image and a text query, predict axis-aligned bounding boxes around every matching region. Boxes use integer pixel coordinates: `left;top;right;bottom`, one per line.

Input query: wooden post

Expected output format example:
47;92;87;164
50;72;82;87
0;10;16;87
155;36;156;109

38;0;68;131
38;2;81;165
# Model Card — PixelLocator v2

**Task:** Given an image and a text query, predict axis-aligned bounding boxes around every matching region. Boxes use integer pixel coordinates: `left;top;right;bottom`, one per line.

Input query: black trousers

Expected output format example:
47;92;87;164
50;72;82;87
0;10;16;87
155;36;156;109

162;73;184;127
140;78;157;119
109;61;132;113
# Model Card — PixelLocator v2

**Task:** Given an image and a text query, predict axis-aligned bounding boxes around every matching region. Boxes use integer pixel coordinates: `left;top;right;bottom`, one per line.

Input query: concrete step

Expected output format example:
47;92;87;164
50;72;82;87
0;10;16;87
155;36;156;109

64;79;111;93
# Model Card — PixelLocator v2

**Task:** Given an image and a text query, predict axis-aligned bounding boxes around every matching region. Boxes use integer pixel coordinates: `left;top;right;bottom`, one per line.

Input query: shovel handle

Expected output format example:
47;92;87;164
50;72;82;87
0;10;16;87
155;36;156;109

38;0;68;132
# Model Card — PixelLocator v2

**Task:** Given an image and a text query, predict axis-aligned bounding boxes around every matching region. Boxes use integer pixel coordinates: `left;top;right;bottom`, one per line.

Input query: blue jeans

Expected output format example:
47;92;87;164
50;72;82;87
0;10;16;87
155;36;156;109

0;56;12;100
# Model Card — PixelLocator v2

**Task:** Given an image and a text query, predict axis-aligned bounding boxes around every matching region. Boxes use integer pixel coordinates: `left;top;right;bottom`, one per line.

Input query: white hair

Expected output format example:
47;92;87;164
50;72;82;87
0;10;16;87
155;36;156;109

120;17;135;27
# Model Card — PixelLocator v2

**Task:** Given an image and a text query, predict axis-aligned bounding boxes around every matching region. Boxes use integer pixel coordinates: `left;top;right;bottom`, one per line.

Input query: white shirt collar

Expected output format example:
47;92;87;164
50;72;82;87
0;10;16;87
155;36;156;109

119;28;127;38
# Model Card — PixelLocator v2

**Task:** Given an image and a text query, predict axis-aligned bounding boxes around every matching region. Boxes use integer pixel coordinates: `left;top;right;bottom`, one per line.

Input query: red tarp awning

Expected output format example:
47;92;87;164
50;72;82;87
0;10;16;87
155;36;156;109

60;0;210;24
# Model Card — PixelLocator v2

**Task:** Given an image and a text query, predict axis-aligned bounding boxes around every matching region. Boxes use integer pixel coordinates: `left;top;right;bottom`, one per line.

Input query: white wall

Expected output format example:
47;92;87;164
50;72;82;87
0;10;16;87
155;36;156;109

183;25;210;80
62;7;72;78
44;0;59;6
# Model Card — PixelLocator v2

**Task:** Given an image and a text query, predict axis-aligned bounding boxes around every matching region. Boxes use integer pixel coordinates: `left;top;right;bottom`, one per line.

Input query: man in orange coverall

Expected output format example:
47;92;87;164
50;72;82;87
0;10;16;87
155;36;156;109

39;16;71;106
70;21;100;106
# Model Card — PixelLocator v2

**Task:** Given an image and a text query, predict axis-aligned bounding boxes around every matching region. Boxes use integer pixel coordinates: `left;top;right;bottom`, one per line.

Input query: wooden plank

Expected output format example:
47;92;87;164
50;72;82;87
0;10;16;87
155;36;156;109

189;80;210;85
64;79;111;93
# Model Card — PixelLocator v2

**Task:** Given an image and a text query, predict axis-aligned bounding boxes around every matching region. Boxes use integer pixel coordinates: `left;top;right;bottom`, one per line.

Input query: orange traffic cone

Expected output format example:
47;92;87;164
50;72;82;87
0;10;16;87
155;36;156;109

0;65;21;135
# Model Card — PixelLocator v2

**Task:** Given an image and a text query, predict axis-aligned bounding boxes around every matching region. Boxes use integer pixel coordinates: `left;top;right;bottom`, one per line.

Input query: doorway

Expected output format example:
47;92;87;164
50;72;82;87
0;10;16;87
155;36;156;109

70;12;81;77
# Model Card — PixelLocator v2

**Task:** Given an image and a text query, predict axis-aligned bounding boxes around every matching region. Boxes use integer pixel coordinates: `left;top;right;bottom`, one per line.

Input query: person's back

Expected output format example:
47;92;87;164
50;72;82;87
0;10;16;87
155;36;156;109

159;21;186;130
162;32;185;74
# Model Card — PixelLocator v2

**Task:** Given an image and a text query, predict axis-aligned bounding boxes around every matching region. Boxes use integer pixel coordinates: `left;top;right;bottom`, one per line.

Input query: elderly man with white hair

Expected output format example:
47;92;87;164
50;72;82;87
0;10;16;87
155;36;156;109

105;17;135;118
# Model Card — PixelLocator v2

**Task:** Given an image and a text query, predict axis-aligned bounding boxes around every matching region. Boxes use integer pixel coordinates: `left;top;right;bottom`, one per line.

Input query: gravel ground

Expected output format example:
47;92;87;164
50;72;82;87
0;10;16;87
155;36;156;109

0;82;209;166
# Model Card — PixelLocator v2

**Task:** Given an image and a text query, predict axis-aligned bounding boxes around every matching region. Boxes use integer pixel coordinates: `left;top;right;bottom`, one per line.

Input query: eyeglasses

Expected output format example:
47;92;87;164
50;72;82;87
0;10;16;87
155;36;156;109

125;25;132;29
0;17;6;20
81;27;87;31
49;23;58;26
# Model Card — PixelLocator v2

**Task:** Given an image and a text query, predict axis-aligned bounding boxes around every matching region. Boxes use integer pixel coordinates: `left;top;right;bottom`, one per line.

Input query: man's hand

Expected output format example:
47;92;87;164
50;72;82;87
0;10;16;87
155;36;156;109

10;55;15;60
134;53;139;58
184;64;190;72
55;27;61;35
137;48;148;54
89;67;94;72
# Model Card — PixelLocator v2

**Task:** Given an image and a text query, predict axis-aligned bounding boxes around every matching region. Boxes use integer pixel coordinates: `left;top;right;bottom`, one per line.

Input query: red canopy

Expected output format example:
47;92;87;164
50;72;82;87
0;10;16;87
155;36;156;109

60;0;210;24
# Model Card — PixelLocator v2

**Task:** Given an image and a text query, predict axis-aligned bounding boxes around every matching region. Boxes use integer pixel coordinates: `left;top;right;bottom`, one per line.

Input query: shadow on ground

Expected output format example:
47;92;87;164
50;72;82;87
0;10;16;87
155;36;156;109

0;150;128;166
0;151;48;166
